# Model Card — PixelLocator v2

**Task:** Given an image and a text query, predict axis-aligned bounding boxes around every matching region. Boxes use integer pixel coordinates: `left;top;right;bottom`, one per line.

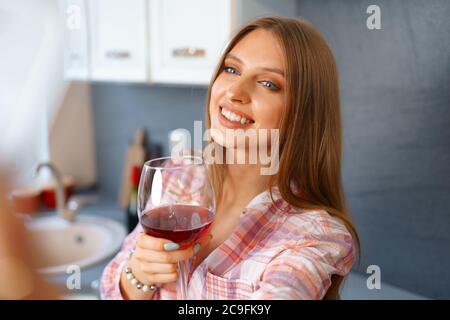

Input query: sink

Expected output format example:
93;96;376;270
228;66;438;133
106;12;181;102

26;214;127;275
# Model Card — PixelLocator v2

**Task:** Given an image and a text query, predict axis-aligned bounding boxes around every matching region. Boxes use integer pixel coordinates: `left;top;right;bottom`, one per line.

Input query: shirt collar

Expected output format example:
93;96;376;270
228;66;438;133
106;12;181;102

242;185;290;216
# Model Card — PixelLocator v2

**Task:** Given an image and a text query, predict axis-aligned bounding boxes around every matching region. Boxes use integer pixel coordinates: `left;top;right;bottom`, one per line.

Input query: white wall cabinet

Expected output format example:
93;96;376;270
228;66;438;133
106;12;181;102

61;0;297;85
148;0;233;85
89;0;148;82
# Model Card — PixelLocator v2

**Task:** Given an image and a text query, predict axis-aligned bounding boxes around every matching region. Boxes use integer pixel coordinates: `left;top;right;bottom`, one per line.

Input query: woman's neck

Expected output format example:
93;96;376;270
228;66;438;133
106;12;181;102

221;162;271;208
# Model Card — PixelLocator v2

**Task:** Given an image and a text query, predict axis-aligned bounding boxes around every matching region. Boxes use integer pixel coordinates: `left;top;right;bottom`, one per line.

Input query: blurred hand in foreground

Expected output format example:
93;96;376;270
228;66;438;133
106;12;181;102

0;171;59;300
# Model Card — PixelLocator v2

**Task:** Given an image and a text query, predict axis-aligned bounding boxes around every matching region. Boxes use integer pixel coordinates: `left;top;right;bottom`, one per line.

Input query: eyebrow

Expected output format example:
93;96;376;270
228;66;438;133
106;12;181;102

225;53;285;77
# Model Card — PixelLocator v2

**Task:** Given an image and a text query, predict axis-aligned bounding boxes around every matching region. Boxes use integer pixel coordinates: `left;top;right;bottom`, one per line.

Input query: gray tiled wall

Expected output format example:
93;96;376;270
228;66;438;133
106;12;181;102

91;0;450;298
91;83;207;197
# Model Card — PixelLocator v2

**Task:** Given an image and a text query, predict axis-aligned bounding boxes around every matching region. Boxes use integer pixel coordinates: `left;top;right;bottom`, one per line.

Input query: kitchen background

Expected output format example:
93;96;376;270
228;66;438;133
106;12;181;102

0;0;449;299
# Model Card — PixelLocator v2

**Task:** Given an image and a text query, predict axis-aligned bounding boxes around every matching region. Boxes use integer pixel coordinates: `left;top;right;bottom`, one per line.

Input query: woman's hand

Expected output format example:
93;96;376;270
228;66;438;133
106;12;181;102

120;232;212;299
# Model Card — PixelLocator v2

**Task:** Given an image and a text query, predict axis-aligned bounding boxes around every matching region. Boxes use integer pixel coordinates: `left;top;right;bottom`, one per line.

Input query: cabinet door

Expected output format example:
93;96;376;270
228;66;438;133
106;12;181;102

148;0;233;86
61;0;90;80
89;0;147;82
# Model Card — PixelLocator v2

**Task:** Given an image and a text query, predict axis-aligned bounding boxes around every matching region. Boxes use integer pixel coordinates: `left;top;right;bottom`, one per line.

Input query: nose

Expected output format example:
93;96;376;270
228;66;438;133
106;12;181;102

225;77;251;104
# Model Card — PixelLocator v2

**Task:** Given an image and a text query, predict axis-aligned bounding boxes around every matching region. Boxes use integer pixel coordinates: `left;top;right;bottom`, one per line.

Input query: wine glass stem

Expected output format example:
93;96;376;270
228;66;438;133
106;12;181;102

177;260;190;299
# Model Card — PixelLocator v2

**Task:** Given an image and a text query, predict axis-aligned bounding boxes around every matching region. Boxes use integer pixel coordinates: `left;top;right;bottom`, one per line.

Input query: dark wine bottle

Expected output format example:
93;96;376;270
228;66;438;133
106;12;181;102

126;165;141;233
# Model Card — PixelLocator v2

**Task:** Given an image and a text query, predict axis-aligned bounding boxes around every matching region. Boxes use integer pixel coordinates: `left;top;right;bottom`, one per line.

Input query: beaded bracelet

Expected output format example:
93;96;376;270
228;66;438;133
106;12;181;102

124;266;158;292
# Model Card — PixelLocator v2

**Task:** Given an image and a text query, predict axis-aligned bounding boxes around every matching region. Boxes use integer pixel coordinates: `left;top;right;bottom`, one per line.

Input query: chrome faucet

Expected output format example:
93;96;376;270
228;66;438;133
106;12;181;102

35;162;96;222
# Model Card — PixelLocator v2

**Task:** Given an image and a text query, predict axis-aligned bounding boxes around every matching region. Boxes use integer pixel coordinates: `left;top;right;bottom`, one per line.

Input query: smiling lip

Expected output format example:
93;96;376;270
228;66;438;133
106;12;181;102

218;105;255;129
220;105;254;122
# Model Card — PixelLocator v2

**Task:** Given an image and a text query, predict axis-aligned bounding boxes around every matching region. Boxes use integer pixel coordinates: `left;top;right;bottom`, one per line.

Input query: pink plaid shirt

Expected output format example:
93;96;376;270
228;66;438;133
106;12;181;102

100;178;355;300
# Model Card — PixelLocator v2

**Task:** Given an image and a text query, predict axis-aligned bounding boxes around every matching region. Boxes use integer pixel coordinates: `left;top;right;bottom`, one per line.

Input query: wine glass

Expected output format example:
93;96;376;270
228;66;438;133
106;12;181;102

137;155;215;299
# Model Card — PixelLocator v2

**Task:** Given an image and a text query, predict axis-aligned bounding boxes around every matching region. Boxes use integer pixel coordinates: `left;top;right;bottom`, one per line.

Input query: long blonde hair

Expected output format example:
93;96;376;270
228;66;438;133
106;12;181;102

204;16;360;299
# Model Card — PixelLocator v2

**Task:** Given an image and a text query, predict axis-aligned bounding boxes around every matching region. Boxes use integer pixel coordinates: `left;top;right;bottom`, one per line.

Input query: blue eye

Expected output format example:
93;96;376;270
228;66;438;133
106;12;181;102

259;80;280;91
223;66;280;91
223;66;240;75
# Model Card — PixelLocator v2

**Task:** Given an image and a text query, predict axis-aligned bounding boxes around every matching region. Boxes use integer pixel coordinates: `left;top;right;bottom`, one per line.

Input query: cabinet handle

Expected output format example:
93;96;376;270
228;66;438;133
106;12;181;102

105;50;130;59
172;47;206;57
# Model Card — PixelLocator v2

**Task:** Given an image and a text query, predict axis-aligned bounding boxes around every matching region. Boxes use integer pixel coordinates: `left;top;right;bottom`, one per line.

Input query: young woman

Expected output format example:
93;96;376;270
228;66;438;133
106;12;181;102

101;16;360;300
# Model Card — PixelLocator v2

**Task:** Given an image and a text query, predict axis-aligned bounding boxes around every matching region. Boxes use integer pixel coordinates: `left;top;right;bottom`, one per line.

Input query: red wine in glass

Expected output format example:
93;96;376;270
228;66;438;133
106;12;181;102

140;204;214;249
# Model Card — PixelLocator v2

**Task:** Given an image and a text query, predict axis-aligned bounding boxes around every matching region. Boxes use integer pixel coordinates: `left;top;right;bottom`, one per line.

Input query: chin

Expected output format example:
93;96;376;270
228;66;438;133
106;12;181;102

209;126;231;149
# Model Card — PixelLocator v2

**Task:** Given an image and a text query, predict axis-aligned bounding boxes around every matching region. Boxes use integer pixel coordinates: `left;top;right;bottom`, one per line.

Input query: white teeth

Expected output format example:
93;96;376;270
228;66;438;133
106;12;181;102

221;107;251;124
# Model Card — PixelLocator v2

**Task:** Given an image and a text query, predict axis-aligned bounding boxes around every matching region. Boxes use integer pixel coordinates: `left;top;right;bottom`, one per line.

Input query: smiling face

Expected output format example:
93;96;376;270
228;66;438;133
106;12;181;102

209;29;286;150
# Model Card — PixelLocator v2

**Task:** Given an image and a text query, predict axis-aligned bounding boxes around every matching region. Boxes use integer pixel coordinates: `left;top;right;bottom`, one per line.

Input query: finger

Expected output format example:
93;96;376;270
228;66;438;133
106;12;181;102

136;233;178;251
134;247;194;264
146;272;178;284
191;233;213;254
139;262;177;274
